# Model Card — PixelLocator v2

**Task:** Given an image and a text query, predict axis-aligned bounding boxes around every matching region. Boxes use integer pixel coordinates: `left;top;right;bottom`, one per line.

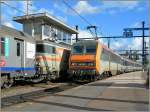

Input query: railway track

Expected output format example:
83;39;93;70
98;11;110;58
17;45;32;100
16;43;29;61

2;71;141;108
1;82;83;108
1;73;116;108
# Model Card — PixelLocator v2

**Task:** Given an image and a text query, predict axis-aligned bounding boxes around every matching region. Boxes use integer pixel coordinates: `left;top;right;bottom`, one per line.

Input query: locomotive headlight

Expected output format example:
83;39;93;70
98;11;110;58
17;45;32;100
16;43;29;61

78;63;86;66
71;62;95;66
88;62;95;66
71;62;77;66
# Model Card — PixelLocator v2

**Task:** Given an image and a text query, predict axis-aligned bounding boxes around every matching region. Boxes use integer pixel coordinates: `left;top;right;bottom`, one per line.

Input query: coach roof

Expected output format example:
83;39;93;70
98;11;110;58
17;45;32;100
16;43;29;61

0;25;35;42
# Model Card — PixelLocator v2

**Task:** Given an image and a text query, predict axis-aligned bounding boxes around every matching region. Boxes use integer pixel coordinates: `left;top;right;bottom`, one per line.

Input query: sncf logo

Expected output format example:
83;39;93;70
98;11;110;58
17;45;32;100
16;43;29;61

0;58;6;66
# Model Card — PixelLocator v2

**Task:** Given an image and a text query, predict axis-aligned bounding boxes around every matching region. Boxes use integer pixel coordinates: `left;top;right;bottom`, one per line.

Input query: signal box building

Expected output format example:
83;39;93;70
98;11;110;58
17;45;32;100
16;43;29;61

13;13;78;44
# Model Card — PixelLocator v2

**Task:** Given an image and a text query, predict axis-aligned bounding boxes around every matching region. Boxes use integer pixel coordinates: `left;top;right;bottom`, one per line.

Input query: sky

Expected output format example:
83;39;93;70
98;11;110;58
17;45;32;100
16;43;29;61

1;0;149;51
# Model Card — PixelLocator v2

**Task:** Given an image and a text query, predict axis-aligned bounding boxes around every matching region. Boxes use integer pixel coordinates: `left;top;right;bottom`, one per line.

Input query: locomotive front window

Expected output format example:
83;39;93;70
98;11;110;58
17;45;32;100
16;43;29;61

36;44;56;54
72;46;84;54
86;46;96;54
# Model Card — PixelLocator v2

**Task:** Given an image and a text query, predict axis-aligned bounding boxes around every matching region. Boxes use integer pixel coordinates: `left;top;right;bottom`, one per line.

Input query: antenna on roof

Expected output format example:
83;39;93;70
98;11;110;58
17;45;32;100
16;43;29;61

26;0;32;16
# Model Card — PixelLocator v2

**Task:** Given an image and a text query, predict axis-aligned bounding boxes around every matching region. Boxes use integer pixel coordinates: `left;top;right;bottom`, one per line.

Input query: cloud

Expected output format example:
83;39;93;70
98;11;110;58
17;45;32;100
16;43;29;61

137;7;145;11
2;1;33;15
67;1;142;16
37;8;54;15
108;10;117;14
111;41;124;50
101;1;140;10
71;30;93;43
19;1;37;14
37;7;67;23
57;16;68;23
128;38;149;50
54;3;67;13
128;38;142;50
1;0;69;32
3;22;15;28
71;29;105;45
73;1;101;15
78;30;93;38
1;1;35;29
130;22;141;27
99;1;142;14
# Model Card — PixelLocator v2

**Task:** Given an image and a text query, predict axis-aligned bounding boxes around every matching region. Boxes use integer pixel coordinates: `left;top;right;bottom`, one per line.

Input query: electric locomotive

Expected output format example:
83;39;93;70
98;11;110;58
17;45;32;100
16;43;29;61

69;40;142;82
36;40;71;81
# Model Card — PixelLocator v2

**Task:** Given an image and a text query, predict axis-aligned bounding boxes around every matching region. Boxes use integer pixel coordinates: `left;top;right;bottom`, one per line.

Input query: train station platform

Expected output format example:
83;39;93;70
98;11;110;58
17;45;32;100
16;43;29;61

2;71;149;111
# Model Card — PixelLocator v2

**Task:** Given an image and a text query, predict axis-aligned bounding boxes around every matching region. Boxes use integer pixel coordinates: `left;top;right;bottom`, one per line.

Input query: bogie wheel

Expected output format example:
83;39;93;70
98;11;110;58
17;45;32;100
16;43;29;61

1;79;5;88
109;72;112;77
51;71;59;81
3;78;14;89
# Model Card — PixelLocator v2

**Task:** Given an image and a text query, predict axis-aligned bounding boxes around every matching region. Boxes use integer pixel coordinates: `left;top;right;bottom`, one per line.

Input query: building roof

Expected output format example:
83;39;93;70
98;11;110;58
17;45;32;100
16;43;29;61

13;13;78;34
0;25;35;42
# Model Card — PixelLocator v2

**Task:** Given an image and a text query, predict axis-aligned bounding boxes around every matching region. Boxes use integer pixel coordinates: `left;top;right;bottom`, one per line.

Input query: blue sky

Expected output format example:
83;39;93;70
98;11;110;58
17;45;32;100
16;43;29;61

1;0;149;51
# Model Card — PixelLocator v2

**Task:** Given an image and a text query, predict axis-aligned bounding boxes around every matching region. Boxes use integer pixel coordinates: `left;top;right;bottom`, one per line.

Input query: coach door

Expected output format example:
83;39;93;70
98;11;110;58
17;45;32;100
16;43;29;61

15;39;24;68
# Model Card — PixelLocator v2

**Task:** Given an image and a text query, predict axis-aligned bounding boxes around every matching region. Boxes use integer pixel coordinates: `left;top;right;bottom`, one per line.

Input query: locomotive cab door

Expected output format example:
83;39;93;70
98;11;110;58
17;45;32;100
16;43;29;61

51;47;58;79
51;54;57;70
15;39;24;68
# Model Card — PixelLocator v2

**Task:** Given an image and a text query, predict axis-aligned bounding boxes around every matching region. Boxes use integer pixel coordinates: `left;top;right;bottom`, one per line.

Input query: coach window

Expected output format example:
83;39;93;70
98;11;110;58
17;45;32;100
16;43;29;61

101;49;109;61
17;42;20;56
1;38;5;56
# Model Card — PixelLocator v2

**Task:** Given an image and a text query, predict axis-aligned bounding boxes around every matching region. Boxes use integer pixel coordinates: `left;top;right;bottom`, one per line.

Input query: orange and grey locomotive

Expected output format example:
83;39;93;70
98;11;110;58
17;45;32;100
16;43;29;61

69;40;142;82
36;40;71;81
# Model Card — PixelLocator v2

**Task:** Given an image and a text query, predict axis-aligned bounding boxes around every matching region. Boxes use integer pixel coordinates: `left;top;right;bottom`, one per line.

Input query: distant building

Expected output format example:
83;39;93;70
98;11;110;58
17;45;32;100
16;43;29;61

13;13;78;44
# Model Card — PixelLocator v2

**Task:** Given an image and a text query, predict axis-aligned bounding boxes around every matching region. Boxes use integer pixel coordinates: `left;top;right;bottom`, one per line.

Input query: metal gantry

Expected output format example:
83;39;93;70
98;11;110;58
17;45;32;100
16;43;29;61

123;21;149;66
73;21;149;66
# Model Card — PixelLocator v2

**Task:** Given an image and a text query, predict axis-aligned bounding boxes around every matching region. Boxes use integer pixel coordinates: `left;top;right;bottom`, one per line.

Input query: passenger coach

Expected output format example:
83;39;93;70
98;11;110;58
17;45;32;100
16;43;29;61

0;25;36;88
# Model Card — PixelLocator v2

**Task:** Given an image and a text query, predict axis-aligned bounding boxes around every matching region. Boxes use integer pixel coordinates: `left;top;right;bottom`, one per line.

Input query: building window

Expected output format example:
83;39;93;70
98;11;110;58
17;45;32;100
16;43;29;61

57;29;62;40
1;38;5;56
17;42;20;56
44;25;50;36
68;34;71;44
63;31;67;42
51;27;57;38
24;23;32;35
62;31;72;43
34;23;42;35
